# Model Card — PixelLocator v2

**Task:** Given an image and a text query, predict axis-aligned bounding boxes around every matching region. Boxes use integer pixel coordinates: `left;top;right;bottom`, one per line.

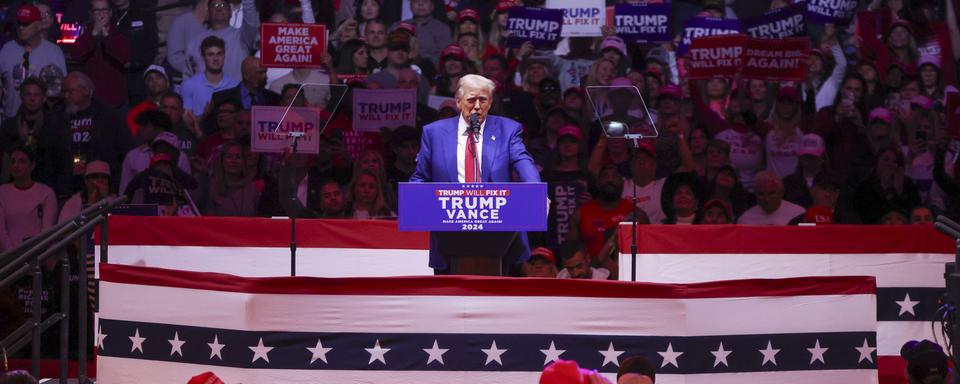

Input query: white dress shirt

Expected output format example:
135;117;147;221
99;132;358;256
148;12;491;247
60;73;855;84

456;114;486;183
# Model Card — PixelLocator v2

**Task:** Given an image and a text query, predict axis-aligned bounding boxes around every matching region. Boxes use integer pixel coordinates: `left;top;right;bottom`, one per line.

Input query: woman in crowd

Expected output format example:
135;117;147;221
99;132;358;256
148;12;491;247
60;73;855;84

702;78;730;118
334;39;370;77
433;44;473;97
354;0;380;38
660;172;702;224
583;58;615;87
597;36;629;76
814;72;870;182
855;60;888;111
764;87;806;179
204;141;260;216
353;148;395;208
0;146;57;251
457;33;482;67
747;79;773;121
917;60;956;105
484;1;513;59
521;57;551;94
349;169;395;219
58;161;113;223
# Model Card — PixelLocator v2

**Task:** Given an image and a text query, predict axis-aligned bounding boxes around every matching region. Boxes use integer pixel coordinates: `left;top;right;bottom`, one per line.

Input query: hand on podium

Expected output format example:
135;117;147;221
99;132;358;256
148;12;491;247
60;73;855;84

546;197;551;219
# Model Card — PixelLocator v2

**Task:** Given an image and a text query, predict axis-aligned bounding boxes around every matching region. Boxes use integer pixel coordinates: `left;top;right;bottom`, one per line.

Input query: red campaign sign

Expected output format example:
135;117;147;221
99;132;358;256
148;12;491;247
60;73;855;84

260;23;327;68
947;92;960;139
742;37;808;81
687;34;747;79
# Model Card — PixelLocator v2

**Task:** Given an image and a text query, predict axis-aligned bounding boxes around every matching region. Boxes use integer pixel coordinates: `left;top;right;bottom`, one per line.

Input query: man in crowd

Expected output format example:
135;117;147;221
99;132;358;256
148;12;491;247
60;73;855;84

71;0;130;108
386;125;420;193
623;142;666;224
157;92;202;156
181;36;240;120
1;4;67;119
127;65;172;137
738;171;806;225
206;56;279;133
556;239;610;280
365;20;389;72
318;178;350;218
392;0;450;66
571;164;645;260
61;71;131;185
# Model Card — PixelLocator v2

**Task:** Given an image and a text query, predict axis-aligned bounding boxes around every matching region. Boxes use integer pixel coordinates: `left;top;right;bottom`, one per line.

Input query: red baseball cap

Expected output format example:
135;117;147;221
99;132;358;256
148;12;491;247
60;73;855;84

530;247;556;263
496;0;517;13
659;84;682;100
395;22;416;36
558;125;583;141
635;141;657;158
149;153;174;167
16;4;42;24
458;8;480;22
540;360;592;384
187;372;224;384
868;107;893;124
441;44;467;61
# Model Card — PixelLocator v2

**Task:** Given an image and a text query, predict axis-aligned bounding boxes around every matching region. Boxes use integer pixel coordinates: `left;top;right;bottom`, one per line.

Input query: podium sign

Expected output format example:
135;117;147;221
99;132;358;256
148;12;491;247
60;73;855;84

398;182;548;232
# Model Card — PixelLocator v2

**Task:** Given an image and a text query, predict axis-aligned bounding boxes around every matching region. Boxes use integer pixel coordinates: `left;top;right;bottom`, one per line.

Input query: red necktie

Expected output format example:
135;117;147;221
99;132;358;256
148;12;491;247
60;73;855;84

465;131;478;183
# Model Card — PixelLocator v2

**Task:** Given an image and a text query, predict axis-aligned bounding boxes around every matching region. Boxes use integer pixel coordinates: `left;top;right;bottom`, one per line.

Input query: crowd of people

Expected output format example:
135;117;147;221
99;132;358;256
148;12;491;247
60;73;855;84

0;0;957;263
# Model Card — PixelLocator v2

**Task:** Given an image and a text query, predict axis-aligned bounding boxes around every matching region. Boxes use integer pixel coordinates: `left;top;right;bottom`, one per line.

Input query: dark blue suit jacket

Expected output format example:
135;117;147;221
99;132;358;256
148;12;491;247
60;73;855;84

409;115;540;271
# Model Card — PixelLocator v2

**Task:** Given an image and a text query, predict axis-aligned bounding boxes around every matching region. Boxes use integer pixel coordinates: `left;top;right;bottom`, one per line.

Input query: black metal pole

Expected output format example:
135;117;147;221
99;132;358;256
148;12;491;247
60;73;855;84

58;246;70;384
79;230;90;384
290;136;300;277
953;238;960;384
30;257;41;377
631;168;637;282
99;211;109;264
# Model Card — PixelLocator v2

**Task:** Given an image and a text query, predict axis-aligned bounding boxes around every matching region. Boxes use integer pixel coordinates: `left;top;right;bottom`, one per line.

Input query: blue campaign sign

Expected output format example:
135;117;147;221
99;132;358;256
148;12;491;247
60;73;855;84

614;3;672;43
505;7;564;49
398;182;548;232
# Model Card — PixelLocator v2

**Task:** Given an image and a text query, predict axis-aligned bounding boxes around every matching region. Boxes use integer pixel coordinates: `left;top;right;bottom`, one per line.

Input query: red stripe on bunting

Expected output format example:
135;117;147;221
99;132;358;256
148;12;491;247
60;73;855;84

105;216;429;249
99;263;875;298
618;224;956;254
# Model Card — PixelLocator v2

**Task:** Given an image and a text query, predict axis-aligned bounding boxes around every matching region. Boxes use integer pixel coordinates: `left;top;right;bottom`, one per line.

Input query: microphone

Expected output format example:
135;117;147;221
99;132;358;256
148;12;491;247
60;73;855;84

468;113;480;134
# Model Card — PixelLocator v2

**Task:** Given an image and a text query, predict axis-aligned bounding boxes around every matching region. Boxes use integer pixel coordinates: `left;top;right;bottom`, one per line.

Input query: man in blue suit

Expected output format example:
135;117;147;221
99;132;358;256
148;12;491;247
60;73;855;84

410;74;541;275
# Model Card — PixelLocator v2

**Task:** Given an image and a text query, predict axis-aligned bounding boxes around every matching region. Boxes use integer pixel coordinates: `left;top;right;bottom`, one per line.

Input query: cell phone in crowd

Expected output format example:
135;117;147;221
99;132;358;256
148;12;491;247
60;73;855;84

842;90;854;109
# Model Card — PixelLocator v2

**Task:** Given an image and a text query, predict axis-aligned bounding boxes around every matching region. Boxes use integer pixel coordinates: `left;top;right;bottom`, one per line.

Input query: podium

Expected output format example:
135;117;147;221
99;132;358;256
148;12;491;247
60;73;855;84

398;182;547;276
